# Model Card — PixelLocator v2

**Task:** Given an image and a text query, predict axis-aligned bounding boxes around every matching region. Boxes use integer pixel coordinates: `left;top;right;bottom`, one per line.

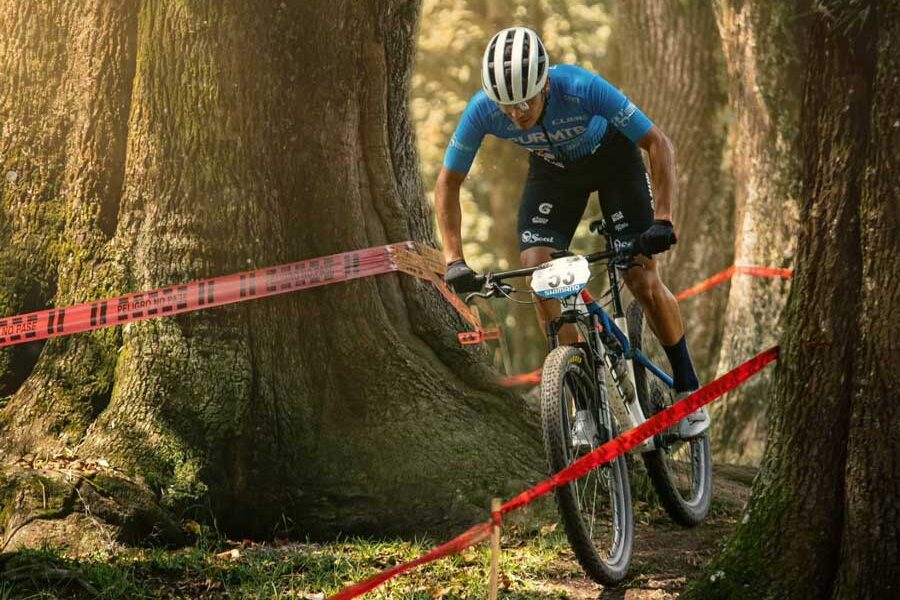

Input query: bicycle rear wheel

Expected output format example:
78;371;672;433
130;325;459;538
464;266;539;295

541;345;633;585
626;301;712;526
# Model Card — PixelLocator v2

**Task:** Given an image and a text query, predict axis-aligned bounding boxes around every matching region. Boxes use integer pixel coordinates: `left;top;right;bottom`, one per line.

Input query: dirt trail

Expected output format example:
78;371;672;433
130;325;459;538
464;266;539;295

540;464;755;599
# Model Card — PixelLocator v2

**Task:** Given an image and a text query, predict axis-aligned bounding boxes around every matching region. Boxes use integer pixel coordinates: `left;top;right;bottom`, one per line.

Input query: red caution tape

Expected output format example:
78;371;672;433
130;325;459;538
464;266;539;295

497;369;542;387
0;243;419;348
675;264;793;301
328;522;493;600
734;265;793;280
500;345;779;515
328;346;780;599
458;328;501;345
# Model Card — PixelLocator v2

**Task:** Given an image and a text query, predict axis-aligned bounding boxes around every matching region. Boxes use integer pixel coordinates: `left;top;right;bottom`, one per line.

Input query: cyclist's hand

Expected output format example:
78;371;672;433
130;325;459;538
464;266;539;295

638;219;677;255
444;259;481;293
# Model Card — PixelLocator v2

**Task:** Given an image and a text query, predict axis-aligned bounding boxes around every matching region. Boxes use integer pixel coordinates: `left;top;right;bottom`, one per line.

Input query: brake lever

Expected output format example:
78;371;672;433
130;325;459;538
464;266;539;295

464;282;514;304
464;290;492;304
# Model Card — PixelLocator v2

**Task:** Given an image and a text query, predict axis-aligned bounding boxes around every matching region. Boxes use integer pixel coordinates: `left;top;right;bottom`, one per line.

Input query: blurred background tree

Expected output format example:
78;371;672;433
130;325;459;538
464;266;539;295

609;0;731;386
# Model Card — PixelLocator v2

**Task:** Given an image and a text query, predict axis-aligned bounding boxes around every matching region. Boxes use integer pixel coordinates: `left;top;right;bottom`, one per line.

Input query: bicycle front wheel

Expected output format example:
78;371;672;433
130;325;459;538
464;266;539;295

541;345;633;585
626;301;712;526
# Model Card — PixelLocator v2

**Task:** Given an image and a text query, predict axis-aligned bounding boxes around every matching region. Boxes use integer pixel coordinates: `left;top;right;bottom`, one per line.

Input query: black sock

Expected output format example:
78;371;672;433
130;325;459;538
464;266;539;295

663;336;699;393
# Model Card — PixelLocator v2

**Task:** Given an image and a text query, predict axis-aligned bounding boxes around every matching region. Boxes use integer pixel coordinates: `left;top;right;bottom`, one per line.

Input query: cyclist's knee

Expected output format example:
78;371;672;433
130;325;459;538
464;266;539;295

625;267;663;304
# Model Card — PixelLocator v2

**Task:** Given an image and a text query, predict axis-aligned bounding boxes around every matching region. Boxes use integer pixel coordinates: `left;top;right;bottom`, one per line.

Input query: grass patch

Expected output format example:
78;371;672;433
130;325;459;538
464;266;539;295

0;470;751;599
0;514;583;599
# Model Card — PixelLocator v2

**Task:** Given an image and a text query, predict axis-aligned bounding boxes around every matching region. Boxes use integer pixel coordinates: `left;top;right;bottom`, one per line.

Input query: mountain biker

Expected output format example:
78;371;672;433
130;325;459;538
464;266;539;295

435;27;708;438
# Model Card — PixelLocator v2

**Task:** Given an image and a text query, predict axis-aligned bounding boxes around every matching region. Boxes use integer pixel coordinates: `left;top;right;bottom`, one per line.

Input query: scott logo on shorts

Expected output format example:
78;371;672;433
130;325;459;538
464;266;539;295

522;231;554;244
538;202;553;215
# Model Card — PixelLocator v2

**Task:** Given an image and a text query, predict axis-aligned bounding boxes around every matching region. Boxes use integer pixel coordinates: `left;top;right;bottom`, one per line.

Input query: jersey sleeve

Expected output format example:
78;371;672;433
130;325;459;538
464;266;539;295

442;95;488;175
584;73;654;143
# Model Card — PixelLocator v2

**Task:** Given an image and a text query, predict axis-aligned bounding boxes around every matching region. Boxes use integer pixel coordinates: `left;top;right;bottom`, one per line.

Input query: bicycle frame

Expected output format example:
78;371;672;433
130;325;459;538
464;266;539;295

466;226;678;450
544;256;675;451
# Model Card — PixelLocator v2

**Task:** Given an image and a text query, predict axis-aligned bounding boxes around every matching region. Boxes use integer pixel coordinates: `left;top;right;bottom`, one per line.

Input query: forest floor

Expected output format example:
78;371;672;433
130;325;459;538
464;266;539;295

0;464;755;599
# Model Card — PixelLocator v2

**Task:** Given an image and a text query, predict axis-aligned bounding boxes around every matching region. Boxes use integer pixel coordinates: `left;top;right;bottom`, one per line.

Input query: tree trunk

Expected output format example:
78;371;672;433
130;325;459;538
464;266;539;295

709;0;806;465
610;0;732;385
0;0;543;553
686;2;898;597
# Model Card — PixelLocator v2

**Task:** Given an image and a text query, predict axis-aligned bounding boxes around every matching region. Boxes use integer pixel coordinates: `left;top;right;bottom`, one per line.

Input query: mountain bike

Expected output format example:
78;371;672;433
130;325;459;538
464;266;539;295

465;220;712;585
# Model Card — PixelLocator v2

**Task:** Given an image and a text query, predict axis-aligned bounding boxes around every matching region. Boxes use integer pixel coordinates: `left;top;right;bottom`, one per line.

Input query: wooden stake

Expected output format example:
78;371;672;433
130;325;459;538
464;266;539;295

489;498;501;600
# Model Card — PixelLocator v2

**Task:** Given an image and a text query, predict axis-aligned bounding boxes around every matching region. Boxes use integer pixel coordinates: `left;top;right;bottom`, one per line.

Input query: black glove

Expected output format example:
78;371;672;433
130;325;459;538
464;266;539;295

444;259;481;293
638;219;677;256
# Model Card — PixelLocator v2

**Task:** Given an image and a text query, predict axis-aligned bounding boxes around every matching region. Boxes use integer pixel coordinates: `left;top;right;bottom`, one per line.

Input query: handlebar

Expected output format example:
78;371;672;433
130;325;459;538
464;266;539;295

468;238;642;295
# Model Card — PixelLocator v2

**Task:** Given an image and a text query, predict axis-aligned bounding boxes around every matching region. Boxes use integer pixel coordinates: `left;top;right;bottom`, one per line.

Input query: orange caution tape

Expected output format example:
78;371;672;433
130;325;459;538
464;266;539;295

675;264;793;301
497;370;542;387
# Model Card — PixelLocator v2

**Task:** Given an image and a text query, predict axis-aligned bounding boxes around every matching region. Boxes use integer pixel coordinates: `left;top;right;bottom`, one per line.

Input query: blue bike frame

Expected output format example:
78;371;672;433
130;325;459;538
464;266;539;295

590;304;675;390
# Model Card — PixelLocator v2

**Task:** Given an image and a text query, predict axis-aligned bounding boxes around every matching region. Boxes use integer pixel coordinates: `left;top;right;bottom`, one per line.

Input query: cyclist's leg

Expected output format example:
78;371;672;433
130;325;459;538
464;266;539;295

517;159;590;346
594;132;700;395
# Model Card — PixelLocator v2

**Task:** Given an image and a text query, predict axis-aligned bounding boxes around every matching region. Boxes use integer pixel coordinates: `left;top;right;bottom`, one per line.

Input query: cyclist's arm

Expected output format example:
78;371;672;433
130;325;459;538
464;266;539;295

638;126;676;222
581;69;676;221
438;93;489;264
435;166;467;264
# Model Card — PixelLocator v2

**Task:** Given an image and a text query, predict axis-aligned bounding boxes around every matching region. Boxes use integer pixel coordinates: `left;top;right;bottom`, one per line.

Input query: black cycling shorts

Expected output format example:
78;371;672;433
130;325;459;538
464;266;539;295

517;128;655;251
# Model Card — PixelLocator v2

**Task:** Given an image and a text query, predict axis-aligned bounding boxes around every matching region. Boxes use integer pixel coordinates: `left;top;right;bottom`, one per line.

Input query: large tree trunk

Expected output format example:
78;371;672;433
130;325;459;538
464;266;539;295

686;2;898;597
709;0;806;465
0;0;543;553
610;0;732;385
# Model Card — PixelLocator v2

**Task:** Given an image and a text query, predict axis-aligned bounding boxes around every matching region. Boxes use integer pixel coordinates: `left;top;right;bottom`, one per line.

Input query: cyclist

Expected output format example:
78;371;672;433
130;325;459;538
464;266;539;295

436;27;708;438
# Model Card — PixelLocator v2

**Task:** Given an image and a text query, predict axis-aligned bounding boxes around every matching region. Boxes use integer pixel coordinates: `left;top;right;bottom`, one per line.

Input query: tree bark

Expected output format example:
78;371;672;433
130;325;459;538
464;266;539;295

709;0;806;465
831;0;900;594
686;2;898;597
610;0;732;386
0;0;543;552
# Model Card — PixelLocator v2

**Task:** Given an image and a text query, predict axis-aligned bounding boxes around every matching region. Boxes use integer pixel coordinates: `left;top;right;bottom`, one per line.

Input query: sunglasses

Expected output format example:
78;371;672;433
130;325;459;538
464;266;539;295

500;99;532;112
497;92;544;114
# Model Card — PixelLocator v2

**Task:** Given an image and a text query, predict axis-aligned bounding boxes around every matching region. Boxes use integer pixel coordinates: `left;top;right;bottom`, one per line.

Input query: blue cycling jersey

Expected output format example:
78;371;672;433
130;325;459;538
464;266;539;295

443;64;654;174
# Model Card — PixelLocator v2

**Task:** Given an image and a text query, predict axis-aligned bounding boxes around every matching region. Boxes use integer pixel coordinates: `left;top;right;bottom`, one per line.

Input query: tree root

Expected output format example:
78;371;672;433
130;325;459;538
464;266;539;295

0;467;185;554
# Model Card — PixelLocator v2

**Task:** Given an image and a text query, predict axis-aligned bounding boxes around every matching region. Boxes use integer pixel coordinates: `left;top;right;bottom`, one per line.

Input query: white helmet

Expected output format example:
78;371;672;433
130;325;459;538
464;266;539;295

481;27;549;105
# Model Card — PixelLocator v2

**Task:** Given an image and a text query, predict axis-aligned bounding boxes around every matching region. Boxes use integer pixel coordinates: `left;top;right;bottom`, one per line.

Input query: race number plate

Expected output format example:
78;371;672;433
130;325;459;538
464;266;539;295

530;256;591;299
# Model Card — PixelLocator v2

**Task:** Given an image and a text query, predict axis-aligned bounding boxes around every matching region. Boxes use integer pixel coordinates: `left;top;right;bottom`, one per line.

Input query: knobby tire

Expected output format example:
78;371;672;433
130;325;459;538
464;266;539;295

541;345;633;585
626;301;712;526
